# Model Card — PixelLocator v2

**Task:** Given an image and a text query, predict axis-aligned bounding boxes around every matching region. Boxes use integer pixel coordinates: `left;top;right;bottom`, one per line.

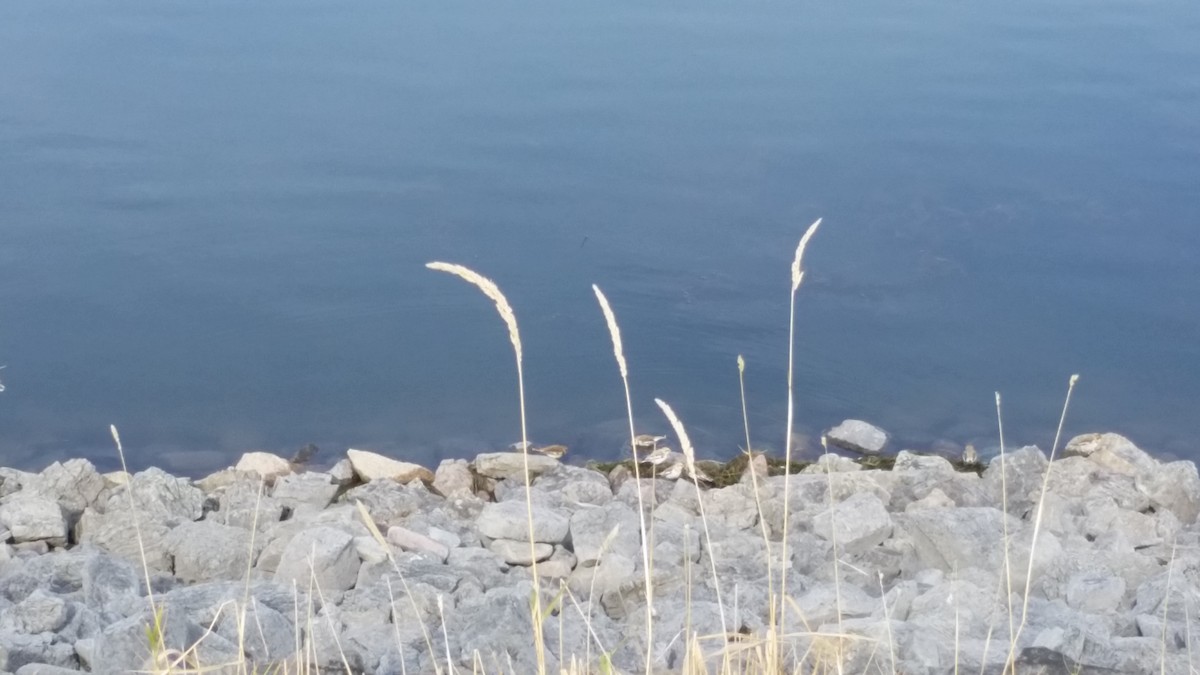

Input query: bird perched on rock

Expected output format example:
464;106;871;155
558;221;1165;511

508;441;535;453
687;463;715;486
961;443;980;466
643;445;674;466
658;462;684;480
533;444;568;460
632;434;667;454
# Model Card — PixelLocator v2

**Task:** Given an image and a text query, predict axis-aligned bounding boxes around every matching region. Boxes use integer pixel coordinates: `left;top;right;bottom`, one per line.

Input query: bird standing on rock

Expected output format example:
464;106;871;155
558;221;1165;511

961;443;980;466
632;434;667;454
533;444;568;460
643;445;673;466
658;462;684;480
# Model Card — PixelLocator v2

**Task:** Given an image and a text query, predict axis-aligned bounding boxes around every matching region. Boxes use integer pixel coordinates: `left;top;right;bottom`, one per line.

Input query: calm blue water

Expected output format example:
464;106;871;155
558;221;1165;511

1;1;1198;475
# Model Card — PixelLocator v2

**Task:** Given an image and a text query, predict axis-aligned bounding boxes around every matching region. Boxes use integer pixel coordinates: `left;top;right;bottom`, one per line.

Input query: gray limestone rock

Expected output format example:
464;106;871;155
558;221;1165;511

812;491;893;554
339;479;432;527
0;496;67;546
272;472;339;511
569;501;641;567
703;484;760;530
982;445;1048;514
476;500;568;544
25;459;106;518
0;589;69;635
273;526;361;593
532;464;614;507
165;520;256;583
1065;570;1126;613
0;632;78;672
209;477;284;530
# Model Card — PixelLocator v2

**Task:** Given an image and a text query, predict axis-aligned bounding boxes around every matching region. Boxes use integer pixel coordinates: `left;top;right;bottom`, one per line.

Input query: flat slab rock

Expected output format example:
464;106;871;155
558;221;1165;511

826;419;889;455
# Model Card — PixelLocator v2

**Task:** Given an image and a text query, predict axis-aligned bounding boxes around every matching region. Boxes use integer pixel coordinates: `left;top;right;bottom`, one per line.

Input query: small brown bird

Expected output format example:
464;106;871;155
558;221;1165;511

688;464;715;486
644;445;673;466
632;434;667;454
658;462;684;480
533;444;568;460
961;443;980;466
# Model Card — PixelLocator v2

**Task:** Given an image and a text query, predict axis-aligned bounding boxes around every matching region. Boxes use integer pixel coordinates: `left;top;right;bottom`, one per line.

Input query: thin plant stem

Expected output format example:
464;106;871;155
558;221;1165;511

996;391;1016;661
592;284;655;675
426;261;543;675
738;355;774;622
656;398;728;640
781;217;822;639
1008;374;1080;669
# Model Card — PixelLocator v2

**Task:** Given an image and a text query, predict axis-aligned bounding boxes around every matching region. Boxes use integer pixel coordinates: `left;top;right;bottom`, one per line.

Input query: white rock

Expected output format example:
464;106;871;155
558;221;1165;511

346;449;434;484
826;419;889;455
235;452;293;481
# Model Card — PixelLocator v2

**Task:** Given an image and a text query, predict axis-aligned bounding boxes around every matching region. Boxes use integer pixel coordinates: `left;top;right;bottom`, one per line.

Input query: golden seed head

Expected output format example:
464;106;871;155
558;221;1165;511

592;284;627;379
427;261;523;365
790;217;823;292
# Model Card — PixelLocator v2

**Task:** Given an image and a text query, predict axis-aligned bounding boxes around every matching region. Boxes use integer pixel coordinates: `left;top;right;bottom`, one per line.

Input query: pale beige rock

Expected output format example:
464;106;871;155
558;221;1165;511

346;449;434;484
434;459;474;497
489;538;553;566
195;468;257;494
473;452;559;481
103;471;131;488
387;525;450;562
234;452;293;481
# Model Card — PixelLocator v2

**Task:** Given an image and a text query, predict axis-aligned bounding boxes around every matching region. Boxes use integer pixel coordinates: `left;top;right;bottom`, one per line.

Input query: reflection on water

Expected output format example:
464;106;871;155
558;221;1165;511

0;0;1197;474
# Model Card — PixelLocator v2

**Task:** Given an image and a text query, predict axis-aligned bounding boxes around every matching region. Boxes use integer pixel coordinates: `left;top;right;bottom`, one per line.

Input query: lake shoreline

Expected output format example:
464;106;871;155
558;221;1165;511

1;431;1198;673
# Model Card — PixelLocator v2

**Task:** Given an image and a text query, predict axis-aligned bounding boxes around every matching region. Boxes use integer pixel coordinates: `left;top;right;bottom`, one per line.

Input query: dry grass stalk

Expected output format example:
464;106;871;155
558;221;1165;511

737;355;774;605
995;391;1016;657
655;397;729;643
592;283;655;674
1007;373;1080;671
781;217;823;640
427;261;545;675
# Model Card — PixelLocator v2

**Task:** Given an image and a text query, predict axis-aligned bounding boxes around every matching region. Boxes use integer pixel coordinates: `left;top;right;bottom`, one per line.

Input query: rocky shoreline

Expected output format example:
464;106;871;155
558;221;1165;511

1;431;1199;674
